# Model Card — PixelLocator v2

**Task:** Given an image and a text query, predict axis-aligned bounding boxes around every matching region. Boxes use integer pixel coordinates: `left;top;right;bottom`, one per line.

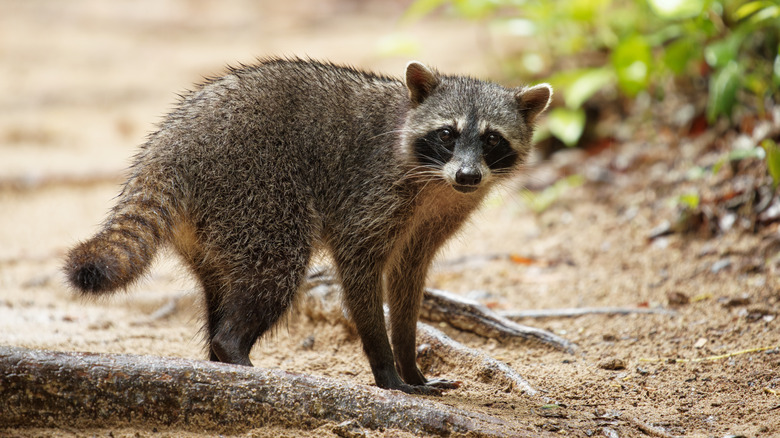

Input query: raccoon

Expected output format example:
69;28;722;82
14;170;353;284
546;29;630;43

64;58;552;395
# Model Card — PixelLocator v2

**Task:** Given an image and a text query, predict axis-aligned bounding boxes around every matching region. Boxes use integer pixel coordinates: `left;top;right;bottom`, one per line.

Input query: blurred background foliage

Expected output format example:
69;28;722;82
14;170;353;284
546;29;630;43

404;0;780;146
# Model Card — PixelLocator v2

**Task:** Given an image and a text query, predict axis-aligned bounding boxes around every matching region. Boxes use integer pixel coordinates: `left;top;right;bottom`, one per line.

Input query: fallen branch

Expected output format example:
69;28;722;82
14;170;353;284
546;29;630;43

501;307;676;319
0;345;532;437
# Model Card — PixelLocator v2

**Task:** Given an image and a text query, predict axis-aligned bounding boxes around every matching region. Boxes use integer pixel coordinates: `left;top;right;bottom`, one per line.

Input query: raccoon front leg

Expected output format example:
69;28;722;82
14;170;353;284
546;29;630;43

387;236;460;390
332;251;442;395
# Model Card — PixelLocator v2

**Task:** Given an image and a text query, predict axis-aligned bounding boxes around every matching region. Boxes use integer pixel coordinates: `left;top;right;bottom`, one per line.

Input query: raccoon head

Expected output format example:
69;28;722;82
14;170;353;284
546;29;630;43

403;61;552;194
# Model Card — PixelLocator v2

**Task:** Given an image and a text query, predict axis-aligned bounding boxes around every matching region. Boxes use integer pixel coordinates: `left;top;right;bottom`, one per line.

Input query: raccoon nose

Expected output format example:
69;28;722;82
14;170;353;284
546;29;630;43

455;167;482;186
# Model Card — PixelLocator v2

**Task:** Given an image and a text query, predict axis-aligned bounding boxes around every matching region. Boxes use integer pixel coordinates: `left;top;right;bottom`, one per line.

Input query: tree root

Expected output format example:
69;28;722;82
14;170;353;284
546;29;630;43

421;288;577;353
415;321;539;397
0;345;533;437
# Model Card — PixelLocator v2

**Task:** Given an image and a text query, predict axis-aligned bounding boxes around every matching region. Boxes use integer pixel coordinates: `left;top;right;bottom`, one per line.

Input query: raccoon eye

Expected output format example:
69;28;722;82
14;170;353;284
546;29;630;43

438;128;454;143
486;132;503;148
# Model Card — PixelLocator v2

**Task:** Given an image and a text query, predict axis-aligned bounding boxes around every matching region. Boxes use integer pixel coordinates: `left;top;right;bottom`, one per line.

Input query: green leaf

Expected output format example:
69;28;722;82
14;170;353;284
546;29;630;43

713;147;765;174
611;35;652;96
677;192;700;209
647;0;704;19
568;0;611;21
547;107;586;147
762;139;780;190
704;32;746;69
707;61;742;122
663;37;700;75
775;52;780;87
563;68;615;109
728;147;764;161
743;4;780;25
735;0;773;20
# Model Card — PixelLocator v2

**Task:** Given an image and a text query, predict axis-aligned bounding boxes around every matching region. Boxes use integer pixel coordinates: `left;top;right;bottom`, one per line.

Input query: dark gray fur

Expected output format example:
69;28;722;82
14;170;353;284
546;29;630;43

64;58;552;395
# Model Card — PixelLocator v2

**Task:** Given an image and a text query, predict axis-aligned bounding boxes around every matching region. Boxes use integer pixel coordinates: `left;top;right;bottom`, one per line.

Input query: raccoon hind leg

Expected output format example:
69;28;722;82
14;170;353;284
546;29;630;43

193;223;314;367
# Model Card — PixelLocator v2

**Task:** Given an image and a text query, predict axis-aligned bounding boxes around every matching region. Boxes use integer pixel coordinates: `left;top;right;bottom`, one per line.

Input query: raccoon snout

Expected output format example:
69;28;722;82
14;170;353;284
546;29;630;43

455;167;482;186
453;167;482;193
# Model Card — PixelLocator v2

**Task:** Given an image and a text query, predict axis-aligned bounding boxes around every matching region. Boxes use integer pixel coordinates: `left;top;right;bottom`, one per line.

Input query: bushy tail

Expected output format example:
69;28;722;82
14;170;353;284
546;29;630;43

64;177;176;295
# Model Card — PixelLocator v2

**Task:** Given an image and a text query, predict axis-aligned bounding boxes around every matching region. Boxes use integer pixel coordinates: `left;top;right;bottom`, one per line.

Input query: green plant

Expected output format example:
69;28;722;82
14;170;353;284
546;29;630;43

762;138;780;189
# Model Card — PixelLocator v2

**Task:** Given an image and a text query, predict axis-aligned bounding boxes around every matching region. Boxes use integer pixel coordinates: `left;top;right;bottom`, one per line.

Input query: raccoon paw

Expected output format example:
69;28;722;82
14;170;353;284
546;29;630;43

393;379;461;396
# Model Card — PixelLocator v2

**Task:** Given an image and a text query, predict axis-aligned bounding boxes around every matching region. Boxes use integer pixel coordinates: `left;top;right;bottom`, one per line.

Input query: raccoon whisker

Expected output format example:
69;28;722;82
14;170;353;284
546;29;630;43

492;161;529;176
486;150;520;168
412;153;447;169
403;172;443;186
416;136;454;164
429;143;454;162
404;163;444;177
406;176;442;186
405;168;441;178
407;177;440;206
402;167;445;195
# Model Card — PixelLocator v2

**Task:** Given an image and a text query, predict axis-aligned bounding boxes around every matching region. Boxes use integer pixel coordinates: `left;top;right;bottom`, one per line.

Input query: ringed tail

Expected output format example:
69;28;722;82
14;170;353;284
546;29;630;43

64;175;177;295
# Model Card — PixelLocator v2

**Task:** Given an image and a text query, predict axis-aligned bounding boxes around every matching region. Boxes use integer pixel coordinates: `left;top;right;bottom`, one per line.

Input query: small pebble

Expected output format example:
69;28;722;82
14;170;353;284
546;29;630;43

666;290;690;306
598;358;626;370
720;294;751;307
300;335;315;350
711;258;732;274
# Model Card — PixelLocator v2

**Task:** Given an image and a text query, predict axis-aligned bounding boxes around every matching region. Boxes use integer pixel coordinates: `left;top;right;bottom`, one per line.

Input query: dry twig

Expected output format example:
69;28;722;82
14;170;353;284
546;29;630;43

627;417;678;438
640;345;779;363
501;307;675;319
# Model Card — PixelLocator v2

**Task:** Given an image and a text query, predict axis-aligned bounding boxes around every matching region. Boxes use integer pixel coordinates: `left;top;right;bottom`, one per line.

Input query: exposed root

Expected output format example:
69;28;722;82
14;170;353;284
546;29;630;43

422;288;577;353
415;321;539;397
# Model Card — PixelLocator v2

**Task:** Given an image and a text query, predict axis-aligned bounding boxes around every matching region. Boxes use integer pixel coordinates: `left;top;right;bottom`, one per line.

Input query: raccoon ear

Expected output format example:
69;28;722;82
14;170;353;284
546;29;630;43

515;83;553;123
405;61;440;106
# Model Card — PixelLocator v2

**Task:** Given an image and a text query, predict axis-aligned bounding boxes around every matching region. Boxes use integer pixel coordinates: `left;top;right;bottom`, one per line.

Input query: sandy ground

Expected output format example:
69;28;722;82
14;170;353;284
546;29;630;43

1;1;779;437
